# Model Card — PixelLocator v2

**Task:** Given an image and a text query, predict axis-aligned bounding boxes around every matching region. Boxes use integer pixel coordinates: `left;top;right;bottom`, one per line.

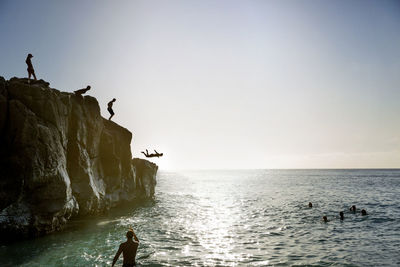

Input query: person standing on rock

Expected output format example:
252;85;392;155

26;53;37;82
112;228;140;267
108;98;116;120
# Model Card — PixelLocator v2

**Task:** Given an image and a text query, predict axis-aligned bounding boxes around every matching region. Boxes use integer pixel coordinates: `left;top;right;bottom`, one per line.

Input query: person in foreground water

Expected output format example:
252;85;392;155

112;228;139;267
339;211;344;220
308;202;312;208
323;216;328;222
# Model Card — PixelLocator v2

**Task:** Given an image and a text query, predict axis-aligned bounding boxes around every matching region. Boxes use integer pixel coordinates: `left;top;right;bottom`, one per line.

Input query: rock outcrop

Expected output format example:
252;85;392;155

0;77;157;239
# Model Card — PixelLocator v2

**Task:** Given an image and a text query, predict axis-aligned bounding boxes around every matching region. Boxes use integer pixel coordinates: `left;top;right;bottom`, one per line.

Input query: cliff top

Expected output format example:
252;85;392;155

0;76;132;140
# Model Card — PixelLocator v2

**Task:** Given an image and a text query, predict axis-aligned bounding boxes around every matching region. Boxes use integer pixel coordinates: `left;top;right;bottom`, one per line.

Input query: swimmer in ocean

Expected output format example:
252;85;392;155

361;209;368;216
350;205;356;212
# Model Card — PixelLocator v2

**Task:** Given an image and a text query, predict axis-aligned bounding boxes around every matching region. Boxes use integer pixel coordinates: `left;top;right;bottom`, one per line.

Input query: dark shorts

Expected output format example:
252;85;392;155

108;107;114;115
27;68;35;74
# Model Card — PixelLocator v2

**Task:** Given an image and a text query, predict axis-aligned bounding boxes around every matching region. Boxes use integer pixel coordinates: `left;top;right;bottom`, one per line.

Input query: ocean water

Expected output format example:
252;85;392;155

1;169;400;266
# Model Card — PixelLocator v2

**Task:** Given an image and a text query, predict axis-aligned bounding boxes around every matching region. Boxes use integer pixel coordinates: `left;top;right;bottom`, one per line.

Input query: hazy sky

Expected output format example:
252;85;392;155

1;0;399;169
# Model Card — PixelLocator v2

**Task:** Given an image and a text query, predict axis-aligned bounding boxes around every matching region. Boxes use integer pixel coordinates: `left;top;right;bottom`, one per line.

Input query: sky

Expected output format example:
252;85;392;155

0;0;399;170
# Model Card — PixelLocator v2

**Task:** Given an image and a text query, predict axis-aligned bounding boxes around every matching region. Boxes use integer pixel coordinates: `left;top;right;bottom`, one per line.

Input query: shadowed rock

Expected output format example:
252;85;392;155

0;77;157;240
132;158;158;197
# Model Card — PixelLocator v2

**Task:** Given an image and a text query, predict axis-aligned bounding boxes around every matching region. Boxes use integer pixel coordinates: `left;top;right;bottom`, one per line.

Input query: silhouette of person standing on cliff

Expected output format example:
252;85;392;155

141;149;163;158
108;98;116;120
74;85;91;96
26;53;37;83
112;228;139;267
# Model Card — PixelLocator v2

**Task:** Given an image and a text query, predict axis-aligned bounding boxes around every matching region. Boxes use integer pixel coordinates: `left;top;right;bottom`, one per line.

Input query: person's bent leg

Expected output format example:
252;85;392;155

108;108;115;120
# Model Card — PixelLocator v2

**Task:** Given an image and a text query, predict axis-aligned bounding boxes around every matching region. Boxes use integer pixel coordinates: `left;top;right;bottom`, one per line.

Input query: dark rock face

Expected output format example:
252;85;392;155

132;158;158;197
0;77;157;239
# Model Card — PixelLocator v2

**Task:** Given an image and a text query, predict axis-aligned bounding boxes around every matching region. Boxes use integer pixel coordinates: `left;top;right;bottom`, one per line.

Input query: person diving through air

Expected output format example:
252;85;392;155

141;149;163;158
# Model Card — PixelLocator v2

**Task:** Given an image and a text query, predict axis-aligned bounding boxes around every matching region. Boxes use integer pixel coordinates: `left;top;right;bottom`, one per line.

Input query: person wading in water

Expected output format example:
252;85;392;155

112;228;140;267
26;53;37;82
108;98;116;121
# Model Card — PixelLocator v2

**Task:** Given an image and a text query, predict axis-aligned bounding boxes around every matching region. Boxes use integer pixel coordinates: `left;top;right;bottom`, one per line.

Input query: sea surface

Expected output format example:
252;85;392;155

1;169;400;266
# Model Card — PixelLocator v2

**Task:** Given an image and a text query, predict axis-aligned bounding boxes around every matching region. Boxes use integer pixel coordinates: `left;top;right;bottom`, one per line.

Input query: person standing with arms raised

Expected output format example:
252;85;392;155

26;53;37;83
112;228;140;267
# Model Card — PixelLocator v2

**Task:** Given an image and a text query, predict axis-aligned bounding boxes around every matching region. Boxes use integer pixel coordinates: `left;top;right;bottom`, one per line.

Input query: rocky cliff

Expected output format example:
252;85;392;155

0;77;157;239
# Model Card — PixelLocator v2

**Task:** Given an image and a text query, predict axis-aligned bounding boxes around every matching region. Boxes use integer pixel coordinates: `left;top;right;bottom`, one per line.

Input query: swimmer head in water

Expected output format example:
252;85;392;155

361;209;367;216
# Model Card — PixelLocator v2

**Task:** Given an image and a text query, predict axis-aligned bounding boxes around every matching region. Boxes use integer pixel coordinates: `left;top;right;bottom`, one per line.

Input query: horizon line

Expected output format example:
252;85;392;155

158;167;400;172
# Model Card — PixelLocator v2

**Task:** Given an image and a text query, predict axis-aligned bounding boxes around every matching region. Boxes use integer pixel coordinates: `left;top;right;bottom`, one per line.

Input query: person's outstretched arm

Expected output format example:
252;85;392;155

111;244;123;267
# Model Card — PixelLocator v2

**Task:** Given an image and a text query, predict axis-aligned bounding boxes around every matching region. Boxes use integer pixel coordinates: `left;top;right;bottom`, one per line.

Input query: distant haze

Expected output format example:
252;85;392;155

1;0;399;169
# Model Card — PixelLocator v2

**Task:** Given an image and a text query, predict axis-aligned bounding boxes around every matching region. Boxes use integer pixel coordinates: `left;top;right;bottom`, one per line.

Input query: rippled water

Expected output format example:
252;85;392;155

1;169;400;266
